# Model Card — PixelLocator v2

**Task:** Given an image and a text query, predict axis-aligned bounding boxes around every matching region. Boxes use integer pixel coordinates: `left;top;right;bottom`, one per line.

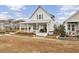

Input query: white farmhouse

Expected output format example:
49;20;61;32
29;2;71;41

64;11;79;36
19;6;55;36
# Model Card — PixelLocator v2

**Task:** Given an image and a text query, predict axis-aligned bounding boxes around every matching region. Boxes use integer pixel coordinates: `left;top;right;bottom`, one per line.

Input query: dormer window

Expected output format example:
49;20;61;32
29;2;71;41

51;17;53;19
37;14;43;19
51;16;55;19
39;15;41;19
37;15;38;19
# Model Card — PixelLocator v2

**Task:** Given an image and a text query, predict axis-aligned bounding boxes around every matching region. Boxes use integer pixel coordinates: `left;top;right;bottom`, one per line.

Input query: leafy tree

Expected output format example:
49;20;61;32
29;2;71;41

53;25;60;35
58;25;66;37
54;25;66;37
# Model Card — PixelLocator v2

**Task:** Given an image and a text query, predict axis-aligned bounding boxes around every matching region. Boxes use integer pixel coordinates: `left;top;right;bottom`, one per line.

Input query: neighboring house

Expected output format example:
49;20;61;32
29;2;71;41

0;19;25;32
64;11;79;36
19;6;55;36
0;19;14;32
13;19;25;31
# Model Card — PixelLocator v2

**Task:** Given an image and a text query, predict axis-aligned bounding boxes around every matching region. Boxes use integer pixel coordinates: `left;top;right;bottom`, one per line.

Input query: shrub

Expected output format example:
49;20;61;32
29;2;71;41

58;25;66;37
54;25;66;37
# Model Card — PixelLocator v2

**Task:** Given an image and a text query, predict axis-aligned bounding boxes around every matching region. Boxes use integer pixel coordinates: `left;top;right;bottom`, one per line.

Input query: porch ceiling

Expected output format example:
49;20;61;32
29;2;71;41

20;20;50;24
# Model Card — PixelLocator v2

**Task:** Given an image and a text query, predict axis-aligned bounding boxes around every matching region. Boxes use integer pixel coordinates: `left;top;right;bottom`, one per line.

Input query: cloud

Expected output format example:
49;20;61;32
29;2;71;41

6;5;25;11
0;14;12;20
60;6;76;11
5;5;26;19
0;11;13;20
17;17;28;19
56;5;79;23
16;12;22;17
1;12;9;14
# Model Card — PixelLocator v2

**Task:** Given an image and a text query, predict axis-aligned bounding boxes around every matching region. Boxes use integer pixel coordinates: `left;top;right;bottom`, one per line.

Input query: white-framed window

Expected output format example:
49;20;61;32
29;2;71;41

39;15;41;19
72;25;75;31
68;24;70;30
37;15;38;19
37;14;43;19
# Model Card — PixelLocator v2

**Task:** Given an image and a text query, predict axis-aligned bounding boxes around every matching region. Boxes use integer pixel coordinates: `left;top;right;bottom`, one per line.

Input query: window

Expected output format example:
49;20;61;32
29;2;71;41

42;14;43;19
37;14;43;19
37;15;38;19
68;24;70;30
33;24;36;30
72;25;75;31
39;15;41;19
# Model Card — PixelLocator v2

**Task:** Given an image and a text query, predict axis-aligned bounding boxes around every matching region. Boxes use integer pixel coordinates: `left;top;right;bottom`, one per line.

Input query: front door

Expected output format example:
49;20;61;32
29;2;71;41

39;24;47;33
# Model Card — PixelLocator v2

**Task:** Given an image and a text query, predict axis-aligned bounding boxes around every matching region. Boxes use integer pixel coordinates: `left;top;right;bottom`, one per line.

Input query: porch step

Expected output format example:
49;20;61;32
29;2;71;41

36;33;47;37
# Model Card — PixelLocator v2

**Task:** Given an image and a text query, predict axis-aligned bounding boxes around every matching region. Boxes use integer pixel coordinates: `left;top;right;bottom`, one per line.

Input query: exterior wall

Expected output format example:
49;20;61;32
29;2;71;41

64;22;78;36
0;21;14;32
48;20;54;31
0;23;5;30
64;22;68;34
19;23;34;33
30;7;55;35
28;24;33;32
30;7;52;21
47;20;55;35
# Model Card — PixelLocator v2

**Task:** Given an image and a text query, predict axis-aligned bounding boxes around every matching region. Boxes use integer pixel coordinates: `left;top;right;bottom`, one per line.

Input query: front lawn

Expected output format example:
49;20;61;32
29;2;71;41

0;35;79;52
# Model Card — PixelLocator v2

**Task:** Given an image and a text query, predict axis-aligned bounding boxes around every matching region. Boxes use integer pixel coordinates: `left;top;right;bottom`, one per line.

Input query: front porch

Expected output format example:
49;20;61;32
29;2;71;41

19;23;48;36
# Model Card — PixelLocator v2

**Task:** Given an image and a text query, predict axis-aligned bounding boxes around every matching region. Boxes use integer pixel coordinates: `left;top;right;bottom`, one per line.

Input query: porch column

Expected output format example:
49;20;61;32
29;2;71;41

36;23;38;34
24;24;26;31
69;24;72;32
76;22;79;33
19;23;22;31
27;24;29;32
47;23;49;34
77;22;79;34
64;22;68;33
78;22;79;29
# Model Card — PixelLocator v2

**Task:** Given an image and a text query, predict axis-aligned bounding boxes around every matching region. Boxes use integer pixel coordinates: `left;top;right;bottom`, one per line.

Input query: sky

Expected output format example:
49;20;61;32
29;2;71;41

0;5;79;23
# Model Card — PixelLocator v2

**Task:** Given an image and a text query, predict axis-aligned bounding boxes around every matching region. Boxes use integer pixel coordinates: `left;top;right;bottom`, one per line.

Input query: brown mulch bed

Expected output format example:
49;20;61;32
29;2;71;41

15;31;35;36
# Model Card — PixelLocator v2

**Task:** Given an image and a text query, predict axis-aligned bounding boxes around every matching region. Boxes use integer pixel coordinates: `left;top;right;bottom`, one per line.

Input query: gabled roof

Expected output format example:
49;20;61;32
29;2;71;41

29;6;55;19
13;19;25;23
65;11;79;23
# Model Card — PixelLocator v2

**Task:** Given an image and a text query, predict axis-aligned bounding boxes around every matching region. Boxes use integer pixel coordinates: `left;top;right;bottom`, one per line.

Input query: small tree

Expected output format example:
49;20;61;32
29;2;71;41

53;25;60;35
54;25;66;37
58;25;66;37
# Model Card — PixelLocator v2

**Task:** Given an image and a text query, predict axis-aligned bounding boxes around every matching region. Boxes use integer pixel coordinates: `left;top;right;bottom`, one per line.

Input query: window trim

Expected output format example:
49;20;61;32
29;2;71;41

37;14;43;20
72;25;75;31
68;24;70;30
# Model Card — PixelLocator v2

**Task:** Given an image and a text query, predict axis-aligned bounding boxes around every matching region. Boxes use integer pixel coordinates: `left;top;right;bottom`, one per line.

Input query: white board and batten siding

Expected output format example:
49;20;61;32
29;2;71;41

30;6;55;36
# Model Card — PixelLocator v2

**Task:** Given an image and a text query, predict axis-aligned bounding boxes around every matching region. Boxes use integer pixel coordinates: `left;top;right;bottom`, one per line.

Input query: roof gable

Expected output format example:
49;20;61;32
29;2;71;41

65;11;79;22
29;6;55;20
